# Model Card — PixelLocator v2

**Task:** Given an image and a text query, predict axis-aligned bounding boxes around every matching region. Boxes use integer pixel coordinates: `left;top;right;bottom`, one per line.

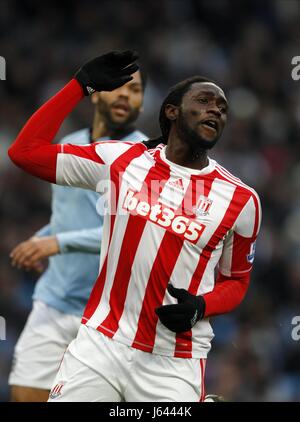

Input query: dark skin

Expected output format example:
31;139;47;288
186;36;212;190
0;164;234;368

165;82;228;170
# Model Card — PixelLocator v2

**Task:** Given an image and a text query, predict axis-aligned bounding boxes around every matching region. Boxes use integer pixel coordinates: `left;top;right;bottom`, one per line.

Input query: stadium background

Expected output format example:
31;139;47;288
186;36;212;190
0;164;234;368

0;0;300;402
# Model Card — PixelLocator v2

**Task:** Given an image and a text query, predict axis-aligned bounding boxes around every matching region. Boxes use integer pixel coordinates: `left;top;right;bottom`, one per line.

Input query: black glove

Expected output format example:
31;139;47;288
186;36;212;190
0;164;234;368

155;284;206;333
75;50;139;95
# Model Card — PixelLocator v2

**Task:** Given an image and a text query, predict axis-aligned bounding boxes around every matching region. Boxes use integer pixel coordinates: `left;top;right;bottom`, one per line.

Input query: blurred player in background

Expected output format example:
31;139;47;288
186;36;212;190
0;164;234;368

8;56;147;402
8;50;261;402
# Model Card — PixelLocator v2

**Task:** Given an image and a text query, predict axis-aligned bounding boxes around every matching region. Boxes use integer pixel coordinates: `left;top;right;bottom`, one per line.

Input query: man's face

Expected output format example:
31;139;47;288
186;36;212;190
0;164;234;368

91;70;143;130
176;82;228;149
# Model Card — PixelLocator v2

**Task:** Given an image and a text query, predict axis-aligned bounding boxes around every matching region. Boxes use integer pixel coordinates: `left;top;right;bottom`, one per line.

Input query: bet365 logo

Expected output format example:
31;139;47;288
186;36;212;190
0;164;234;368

122;189;205;243
0;56;6;80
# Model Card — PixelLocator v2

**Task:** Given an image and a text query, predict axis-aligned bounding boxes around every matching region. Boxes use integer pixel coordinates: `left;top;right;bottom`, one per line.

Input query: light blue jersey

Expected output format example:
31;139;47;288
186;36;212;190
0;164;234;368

33;128;147;316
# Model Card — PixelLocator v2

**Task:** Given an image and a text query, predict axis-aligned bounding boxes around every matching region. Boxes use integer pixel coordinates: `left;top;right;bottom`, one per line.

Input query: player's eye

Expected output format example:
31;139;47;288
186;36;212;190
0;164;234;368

130;86;142;94
197;98;208;104
219;105;227;113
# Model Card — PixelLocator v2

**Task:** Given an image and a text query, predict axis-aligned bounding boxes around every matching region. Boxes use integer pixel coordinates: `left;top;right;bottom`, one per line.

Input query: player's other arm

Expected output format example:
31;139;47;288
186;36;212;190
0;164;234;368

156;191;262;333
56;227;102;254
203;192;262;317
10;227;102;272
8;51;139;186
9;223;55;272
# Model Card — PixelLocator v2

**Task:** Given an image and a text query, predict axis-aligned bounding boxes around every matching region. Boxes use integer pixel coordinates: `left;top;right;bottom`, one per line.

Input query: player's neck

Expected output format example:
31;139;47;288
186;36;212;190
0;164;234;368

91;112;111;141
165;134;208;170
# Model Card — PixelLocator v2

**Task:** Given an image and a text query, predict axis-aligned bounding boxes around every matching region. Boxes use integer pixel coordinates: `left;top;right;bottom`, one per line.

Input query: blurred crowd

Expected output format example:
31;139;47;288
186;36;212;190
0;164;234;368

0;0;300;402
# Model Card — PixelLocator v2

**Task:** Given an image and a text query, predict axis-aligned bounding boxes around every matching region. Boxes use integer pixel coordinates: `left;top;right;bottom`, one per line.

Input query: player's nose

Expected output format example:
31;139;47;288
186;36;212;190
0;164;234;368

207;103;222;117
116;85;130;98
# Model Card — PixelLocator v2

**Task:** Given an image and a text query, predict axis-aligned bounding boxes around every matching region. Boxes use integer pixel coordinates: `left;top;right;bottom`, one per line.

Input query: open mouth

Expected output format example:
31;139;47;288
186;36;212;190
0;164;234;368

111;102;130;116
201;120;219;133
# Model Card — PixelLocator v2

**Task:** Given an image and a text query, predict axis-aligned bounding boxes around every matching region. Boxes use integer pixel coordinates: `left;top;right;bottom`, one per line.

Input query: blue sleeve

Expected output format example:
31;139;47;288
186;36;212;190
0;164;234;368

56;227;102;254
35;224;52;237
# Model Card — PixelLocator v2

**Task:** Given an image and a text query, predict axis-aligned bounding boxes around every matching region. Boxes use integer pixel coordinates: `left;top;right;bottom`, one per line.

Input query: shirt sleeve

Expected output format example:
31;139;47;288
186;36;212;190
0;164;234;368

56;227;102;254
8;79;85;183
8;77;145;191
7;79;108;191
55;142;108;191
56;140;137;191
35;223;52;237
218;192;262;277
203;191;262;317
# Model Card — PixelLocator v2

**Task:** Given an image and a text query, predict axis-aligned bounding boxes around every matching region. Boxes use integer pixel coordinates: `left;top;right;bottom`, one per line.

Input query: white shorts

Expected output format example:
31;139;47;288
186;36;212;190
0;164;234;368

48;324;206;402
9;300;81;390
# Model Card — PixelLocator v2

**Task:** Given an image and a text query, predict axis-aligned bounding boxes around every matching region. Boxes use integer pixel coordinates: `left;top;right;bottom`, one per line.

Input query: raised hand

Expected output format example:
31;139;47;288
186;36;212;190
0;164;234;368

75;50;139;95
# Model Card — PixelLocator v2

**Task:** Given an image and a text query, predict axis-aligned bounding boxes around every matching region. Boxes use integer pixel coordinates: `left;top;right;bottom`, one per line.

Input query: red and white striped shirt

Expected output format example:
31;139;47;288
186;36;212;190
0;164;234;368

8;80;262;359
56;140;261;358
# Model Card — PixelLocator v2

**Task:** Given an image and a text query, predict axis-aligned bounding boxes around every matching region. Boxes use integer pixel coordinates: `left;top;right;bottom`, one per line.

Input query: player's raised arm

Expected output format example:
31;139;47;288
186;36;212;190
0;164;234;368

8;50;139;188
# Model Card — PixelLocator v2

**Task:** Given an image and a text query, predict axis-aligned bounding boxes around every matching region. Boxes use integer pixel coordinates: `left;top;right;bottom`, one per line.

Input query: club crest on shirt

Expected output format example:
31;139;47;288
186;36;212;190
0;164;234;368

193;195;213;216
49;381;65;399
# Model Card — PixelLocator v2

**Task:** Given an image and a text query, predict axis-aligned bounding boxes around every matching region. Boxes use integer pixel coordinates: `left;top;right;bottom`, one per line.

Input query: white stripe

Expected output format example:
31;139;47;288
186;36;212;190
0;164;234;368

56;153;106;191
198;240;224;292
234;196;256;237
96;170;113;274
217;231;234;277
159;170;191;210
95;142;136;165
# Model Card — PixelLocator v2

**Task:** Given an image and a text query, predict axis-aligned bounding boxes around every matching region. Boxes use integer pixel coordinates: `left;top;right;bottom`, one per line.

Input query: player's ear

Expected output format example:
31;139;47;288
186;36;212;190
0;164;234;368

164;104;179;121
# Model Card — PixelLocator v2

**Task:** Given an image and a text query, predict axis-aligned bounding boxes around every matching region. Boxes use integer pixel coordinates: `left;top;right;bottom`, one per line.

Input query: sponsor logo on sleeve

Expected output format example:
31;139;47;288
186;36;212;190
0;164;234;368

247;241;256;264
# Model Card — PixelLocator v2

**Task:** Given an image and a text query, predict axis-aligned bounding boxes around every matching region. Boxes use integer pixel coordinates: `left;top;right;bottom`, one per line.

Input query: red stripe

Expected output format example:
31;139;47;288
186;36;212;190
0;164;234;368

174;176;214;357
199;359;206;402
82;144;145;323
251;193;260;237
231;232;252;274
62;143;105;164
175;183;251;357
97;151;171;337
